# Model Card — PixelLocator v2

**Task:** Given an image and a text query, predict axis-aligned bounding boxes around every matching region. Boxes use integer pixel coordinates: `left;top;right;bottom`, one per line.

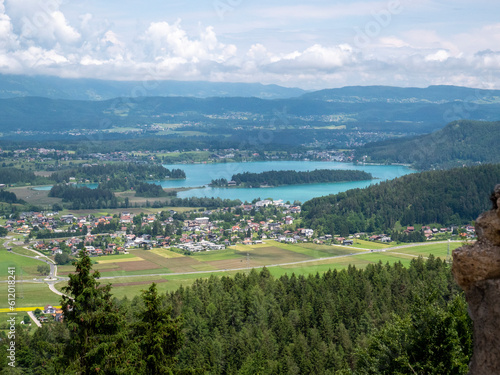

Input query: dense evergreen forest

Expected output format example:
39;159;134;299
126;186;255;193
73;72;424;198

0;190;23;204
0;163;185;188
48;184;119;209
211;169;373;187
50;163;185;183
0;167;51;185
47;184;243;210
98;177;174;197
1;252;472;374
301;164;500;235
356;120;500;169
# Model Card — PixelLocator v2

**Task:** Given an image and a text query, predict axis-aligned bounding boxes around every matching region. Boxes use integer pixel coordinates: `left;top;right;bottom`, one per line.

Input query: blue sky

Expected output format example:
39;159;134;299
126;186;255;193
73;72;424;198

1;0;499;89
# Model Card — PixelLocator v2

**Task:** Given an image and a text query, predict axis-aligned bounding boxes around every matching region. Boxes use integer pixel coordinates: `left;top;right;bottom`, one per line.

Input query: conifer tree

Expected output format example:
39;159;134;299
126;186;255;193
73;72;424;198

133;283;183;375
61;251;132;374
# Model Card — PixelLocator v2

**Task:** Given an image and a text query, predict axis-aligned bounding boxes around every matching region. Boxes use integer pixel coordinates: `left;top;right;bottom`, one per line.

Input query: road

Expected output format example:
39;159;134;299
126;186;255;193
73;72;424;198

27;311;42;328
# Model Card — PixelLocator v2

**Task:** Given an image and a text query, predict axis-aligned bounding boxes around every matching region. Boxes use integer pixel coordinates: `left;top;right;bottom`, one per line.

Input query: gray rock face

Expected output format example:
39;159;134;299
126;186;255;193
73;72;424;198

465;279;500;375
452;184;500;374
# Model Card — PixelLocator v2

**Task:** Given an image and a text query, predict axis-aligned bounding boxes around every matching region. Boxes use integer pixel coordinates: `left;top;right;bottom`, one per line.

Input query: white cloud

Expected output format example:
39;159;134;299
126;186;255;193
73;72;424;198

425;50;450;62
0;2;500;90
0;0;18;50
5;0;80;48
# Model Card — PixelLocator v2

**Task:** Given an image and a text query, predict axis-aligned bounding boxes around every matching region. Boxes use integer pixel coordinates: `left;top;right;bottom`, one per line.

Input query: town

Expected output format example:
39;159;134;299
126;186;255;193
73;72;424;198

4;198;476;265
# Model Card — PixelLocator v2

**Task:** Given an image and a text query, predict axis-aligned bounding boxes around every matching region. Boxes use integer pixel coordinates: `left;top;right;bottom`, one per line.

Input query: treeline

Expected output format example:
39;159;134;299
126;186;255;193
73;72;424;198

134;182;172;198
301;164;500;235
50;162;185;183
48;184;118;209
2;254;472;374
98;177;173;198
212;169;373;187
48;183;242;209
356;120;500;169
0;167;51;185
0;190;24;204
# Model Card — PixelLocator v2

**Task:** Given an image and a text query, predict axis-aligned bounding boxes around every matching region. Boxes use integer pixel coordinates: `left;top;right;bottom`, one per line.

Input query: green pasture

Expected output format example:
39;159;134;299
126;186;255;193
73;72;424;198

0;282;61;308
0;250;45;279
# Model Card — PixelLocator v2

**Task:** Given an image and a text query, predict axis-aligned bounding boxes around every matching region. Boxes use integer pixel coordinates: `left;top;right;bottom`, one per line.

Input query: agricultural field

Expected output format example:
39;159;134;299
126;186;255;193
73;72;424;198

1;240;467;310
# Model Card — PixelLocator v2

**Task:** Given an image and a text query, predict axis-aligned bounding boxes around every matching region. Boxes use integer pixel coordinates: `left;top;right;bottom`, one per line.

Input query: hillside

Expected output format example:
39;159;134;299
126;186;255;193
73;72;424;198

355;120;500;169
300;85;500;104
301;164;500;235
2;96;500;138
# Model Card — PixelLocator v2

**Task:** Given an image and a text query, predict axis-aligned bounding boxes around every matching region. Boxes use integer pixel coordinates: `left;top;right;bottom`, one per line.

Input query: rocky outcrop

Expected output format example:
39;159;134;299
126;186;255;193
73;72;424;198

452;184;500;375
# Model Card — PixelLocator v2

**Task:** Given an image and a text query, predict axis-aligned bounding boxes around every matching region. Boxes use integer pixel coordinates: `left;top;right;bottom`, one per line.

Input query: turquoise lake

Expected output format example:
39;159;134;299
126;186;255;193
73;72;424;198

33;161;415;202
158;161;415;203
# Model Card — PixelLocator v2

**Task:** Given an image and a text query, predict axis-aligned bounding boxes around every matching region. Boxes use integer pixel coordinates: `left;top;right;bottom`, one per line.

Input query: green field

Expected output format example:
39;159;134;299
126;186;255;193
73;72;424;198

1;240;466;308
0;250;46;279
349;239;395;249
0;282;61;309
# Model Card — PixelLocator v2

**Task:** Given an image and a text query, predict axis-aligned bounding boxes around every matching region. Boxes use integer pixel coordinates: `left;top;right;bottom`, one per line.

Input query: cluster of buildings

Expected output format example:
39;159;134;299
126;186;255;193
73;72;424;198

5;199;479;261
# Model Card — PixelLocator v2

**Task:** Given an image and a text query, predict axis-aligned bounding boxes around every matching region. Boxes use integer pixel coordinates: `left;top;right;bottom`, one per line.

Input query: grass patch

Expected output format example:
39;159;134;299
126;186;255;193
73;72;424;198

190;248;241;262
149;248;185;259
97;256;143;264
0;283;61;308
349;239;394;249
391;242;462;258
278;241;359;258
0;250;46;279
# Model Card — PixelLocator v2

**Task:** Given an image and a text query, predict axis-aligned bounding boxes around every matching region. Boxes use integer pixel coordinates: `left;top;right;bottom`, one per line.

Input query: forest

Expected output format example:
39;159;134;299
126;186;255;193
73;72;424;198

356;120;500;169
50;163;185;183
0;167;51;185
0;252;472;374
301;163;500;235
97;177;174;198
0;163;185;188
48;184;119;210
211;169;373;187
0;190;24;204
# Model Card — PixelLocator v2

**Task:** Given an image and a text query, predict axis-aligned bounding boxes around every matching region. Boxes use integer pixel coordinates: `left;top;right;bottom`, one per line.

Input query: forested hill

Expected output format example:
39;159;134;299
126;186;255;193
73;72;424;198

301;164;500;235
355;120;500;169
212;169;372;187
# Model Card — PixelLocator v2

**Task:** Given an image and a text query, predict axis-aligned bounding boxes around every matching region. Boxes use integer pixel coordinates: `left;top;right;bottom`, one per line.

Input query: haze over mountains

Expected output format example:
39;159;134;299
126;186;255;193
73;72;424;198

2;74;500;136
0;74;306;100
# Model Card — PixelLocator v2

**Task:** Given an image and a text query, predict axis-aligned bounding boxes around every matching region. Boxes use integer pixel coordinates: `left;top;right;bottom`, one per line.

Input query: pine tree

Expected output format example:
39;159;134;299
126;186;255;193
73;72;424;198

133;283;183;374
61;251;132;374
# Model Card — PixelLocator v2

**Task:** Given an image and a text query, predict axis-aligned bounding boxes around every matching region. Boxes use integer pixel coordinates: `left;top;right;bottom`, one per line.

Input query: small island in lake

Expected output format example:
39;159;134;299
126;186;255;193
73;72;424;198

210;169;373;188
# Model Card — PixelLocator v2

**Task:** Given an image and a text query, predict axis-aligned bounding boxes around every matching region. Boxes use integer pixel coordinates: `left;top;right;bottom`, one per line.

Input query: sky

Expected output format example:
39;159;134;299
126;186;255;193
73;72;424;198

1;0;500;90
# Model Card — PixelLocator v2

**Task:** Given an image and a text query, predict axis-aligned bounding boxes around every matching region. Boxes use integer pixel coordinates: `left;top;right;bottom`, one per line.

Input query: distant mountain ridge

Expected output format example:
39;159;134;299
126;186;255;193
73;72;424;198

0;74;306;100
300;85;500;104
4;74;500;104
